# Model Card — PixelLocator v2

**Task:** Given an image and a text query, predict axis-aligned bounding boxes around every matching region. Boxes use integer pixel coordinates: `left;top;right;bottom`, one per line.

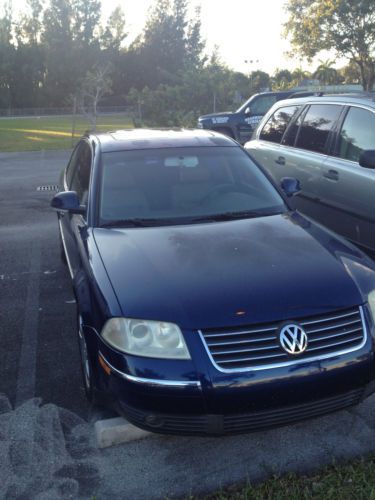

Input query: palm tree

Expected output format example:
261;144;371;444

313;59;341;85
291;67;311;86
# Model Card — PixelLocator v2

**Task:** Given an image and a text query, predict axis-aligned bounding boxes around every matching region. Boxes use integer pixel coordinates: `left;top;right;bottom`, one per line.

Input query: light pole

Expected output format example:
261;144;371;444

244;59;260;92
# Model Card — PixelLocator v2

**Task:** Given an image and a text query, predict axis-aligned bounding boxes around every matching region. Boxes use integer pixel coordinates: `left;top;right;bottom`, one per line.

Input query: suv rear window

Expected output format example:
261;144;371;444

296;104;341;154
259;105;301;144
338;106;375;162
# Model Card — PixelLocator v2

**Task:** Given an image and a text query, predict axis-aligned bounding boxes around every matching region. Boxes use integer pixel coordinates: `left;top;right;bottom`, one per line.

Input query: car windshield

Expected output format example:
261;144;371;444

99;146;286;227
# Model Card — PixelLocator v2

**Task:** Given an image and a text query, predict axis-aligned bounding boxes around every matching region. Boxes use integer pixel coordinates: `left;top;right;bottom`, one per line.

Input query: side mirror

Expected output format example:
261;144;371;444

244;107;251;117
51;191;85;214
281;177;301;197
359;150;375;169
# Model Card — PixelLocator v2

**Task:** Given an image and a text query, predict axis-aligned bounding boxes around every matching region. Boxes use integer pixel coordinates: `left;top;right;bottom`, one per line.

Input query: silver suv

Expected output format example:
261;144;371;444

245;94;375;253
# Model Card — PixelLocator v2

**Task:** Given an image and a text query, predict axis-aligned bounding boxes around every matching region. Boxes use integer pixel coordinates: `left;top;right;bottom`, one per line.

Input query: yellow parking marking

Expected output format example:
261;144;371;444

8;128;81;137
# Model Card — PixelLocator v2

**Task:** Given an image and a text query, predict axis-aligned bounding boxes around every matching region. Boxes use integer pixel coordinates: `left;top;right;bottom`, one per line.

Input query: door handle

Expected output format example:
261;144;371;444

275;156;285;165
323;169;339;181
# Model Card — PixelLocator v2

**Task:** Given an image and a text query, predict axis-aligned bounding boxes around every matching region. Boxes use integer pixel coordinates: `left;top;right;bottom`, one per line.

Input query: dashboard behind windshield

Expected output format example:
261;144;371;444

99;146;286;226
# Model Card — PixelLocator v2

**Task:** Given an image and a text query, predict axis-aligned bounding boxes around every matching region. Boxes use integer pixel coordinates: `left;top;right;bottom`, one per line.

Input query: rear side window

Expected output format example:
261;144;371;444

259;106;301;144
338;106;375;162
296;104;341;154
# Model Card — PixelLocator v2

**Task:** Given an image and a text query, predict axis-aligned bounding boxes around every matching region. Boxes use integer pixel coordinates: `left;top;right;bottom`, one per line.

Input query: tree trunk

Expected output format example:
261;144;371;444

356;60;375;92
365;62;375;92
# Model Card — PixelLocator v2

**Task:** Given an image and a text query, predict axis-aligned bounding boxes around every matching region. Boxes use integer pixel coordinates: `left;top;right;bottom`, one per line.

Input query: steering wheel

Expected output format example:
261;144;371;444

199;183;251;206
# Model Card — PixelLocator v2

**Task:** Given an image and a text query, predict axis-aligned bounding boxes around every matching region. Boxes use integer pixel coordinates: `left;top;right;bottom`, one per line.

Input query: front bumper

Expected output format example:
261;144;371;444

118;384;374;436
87;307;375;435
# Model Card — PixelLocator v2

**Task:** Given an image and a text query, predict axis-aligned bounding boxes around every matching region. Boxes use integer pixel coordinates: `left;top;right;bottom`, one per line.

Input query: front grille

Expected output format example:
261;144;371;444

121;388;364;435
200;306;366;371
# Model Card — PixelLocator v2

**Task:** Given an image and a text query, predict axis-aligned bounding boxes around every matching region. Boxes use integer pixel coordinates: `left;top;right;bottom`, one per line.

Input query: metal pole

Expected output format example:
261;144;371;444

71;96;77;147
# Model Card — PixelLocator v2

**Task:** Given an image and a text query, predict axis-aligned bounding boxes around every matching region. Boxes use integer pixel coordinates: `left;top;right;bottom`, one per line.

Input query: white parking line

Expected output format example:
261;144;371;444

15;240;41;406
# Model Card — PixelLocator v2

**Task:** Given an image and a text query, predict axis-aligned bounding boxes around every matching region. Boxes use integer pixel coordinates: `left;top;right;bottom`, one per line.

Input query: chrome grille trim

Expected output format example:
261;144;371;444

199;306;368;373
300;310;358;326
204;326;277;338
214;344;280;356
208;336;276;347
307;318;361;334
308;326;362;343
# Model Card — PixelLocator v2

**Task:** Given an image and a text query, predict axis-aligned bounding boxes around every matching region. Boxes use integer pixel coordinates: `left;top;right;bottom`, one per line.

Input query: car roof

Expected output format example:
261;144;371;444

273;93;375;109
93;128;237;152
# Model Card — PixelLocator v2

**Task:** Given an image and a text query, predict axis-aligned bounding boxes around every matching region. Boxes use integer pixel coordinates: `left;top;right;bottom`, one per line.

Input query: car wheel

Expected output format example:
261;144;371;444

77;316;95;403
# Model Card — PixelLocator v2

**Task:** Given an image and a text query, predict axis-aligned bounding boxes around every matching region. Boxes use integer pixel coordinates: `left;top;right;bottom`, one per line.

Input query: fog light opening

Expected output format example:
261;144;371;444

144;414;164;428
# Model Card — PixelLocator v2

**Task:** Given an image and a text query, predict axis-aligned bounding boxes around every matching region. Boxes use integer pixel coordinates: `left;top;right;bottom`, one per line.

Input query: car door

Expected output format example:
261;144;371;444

246;104;303;184
283;104;344;218
248;103;343;217
321;105;375;250
60;140;93;277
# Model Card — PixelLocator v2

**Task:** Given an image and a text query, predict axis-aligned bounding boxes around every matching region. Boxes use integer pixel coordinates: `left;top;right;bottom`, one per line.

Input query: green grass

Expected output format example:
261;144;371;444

0;113;134;152
201;457;375;500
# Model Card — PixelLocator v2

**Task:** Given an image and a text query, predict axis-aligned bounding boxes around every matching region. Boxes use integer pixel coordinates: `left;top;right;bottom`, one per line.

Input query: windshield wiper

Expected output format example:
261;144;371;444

100;218;161;228
191;210;273;223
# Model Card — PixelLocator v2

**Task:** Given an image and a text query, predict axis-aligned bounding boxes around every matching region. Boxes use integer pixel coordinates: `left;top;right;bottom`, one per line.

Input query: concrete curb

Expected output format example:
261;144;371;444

95;417;153;448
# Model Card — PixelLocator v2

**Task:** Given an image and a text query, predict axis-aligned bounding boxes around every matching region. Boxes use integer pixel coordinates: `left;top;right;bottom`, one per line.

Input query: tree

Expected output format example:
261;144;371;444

285;0;375;91
291;67;311;86
42;0;76;105
42;0;103;106
339;60;361;84
71;0;101;47
0;1;15;108
78;65;112;130
185;6;205;68
248;70;270;92
12;0;45;107
313;59;342;84
18;0;44;44
127;0;205;89
272;69;293;89
101;6;127;52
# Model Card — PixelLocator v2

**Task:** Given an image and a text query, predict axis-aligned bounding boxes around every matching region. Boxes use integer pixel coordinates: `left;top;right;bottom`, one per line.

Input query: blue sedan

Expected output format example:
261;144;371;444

51;129;375;435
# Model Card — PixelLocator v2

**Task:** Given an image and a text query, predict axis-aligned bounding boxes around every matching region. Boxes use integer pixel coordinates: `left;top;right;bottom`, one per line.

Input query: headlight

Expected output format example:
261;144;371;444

101;318;191;359
368;290;375;320
197;121;203;129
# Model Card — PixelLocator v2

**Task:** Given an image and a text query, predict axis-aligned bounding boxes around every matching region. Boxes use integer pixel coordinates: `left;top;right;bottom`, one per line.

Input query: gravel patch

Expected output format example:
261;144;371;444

2;392;375;499
0;395;100;499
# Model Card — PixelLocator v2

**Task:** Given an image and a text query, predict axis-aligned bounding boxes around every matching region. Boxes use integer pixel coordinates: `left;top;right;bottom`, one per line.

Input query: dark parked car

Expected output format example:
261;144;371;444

245;94;375;254
197;90;315;144
51;128;375;436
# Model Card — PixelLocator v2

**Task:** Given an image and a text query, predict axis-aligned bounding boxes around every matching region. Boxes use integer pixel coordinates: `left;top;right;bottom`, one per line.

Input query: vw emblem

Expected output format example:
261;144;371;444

279;324;308;355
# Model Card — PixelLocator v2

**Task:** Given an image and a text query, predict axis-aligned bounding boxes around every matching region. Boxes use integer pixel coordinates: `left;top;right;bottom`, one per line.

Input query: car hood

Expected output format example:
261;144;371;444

93;213;375;330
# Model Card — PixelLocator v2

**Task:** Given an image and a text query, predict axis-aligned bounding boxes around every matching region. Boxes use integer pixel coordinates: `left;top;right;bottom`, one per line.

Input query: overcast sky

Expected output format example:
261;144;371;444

8;0;320;74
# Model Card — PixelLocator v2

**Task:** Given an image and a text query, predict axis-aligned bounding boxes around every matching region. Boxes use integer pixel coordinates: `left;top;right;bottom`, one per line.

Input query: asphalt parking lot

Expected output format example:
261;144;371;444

0;150;95;417
2;150;375;499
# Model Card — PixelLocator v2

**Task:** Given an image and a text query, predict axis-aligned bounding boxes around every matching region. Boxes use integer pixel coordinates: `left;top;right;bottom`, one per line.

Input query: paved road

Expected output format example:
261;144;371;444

0;150;93;417
2;150;375;499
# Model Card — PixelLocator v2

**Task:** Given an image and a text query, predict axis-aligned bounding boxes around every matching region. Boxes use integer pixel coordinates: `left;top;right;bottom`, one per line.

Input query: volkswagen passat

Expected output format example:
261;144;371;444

51;129;375;435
